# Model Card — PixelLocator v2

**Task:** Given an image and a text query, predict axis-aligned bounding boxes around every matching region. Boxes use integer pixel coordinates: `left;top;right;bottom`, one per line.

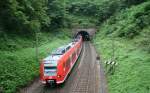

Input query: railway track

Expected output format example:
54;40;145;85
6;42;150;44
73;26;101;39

71;42;92;93
20;41;100;93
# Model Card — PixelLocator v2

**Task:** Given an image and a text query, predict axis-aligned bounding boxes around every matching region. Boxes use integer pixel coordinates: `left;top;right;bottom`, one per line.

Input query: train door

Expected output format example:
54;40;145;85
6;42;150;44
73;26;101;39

72;51;77;64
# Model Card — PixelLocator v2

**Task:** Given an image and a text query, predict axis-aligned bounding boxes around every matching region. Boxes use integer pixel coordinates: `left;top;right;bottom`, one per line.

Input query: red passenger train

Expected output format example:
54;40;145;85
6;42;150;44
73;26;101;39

40;36;83;85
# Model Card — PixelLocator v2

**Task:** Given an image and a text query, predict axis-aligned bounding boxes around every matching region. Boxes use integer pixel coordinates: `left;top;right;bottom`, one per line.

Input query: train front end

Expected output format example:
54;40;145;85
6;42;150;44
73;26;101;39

40;55;60;85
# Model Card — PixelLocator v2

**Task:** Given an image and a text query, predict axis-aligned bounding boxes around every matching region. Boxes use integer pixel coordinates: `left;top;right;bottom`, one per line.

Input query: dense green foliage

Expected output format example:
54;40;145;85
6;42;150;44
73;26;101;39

0;0;71;92
0;0;48;34
0;0;150;93
0;31;70;93
0;0;67;35
94;37;150;93
93;1;150;93
0;0;71;51
66;0;148;25
99;1;150;51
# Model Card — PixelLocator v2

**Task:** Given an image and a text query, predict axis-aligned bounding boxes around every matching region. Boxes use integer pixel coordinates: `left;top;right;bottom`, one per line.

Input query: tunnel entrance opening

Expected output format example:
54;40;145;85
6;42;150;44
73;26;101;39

75;31;90;41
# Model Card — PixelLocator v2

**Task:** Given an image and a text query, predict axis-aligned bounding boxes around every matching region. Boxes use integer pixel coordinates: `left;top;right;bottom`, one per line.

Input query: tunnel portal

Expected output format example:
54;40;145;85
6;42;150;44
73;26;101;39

75;31;90;41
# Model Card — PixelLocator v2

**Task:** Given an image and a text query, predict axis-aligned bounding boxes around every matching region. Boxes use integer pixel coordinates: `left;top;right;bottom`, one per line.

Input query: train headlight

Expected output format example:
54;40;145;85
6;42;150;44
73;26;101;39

57;75;61;78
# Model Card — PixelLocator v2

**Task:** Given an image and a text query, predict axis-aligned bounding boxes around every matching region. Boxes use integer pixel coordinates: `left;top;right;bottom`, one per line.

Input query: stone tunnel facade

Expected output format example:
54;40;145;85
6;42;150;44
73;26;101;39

72;28;97;41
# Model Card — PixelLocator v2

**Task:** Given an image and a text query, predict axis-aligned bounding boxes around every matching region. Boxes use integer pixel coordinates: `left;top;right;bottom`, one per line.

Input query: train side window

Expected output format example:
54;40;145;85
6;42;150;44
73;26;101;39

62;49;65;54
72;52;76;58
77;48;79;54
66;46;71;51
63;63;65;68
66;58;71;68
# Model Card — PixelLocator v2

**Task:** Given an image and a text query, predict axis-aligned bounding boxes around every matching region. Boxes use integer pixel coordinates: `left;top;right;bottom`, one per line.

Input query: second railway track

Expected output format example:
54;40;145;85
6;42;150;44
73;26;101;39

20;41;100;93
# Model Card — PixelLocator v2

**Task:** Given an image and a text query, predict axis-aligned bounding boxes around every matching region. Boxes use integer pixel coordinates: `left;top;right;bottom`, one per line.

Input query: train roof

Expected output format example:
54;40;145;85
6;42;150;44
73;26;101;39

51;42;74;55
51;46;66;55
43;41;76;63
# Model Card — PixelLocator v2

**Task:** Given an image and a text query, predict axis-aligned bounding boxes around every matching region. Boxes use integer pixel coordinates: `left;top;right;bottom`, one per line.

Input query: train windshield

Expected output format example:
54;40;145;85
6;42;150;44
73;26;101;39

44;66;57;70
44;66;57;76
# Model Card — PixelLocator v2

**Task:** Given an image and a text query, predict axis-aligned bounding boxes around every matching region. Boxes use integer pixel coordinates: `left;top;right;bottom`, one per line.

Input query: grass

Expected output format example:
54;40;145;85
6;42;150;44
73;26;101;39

99;1;150;39
94;37;150;93
93;1;150;93
0;31;70;93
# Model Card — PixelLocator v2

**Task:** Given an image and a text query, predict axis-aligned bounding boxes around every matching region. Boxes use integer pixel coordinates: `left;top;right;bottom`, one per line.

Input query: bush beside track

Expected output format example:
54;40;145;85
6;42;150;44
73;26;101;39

0;30;70;93
94;1;150;93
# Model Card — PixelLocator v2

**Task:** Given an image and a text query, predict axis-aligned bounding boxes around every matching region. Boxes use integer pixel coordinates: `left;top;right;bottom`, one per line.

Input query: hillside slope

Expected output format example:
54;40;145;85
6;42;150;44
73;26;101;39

0;30;71;93
94;1;150;93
